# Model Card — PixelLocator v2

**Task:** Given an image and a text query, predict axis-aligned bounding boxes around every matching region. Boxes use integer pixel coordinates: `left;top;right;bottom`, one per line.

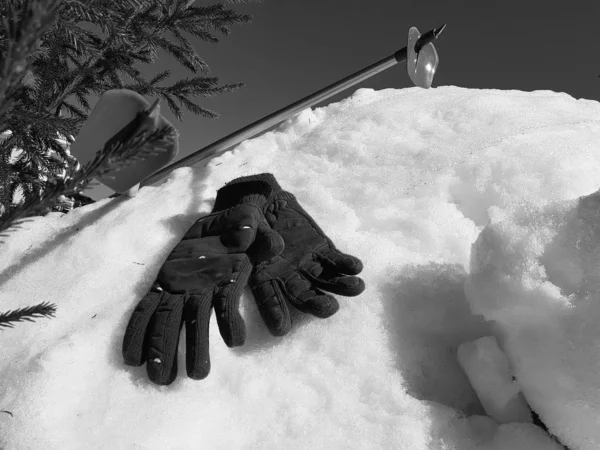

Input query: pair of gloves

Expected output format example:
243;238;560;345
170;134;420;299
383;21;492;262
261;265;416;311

122;173;366;385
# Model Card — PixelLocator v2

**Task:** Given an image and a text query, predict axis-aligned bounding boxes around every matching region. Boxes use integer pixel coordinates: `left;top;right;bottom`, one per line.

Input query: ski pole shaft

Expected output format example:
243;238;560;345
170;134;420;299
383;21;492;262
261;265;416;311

140;24;446;188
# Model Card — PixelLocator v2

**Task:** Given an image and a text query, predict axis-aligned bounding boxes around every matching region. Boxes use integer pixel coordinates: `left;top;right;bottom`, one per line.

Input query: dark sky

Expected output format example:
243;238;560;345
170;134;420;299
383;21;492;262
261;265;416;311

85;0;600;198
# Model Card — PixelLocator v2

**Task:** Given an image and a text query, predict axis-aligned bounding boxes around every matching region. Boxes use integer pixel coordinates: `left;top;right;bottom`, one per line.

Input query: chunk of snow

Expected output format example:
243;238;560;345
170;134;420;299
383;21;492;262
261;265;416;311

458;336;532;424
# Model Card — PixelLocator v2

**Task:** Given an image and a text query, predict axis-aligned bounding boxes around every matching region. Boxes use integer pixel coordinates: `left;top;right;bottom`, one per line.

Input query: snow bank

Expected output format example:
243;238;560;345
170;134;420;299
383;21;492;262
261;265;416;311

2;86;600;449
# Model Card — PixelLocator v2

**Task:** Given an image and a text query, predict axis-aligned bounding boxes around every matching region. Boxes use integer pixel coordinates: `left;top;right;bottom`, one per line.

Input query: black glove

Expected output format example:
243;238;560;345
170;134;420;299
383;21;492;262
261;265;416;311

122;180;284;385
214;173;366;337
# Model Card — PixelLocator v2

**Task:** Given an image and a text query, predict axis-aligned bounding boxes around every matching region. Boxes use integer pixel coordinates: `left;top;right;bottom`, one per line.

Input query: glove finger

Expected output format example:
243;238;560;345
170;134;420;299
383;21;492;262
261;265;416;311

317;249;363;275
283;272;340;318
183;293;214;380
213;259;252;347
122;290;163;367
309;251;366;296
251;277;291;337
145;292;186;386
246;216;285;263
303;269;365;297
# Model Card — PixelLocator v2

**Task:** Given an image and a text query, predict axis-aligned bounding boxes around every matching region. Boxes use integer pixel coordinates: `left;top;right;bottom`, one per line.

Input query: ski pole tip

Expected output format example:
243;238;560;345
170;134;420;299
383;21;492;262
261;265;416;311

434;24;447;38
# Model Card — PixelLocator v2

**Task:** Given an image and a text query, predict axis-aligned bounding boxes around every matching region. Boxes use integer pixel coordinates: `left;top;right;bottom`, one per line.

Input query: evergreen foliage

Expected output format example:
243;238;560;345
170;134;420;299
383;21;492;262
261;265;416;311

0;0;256;329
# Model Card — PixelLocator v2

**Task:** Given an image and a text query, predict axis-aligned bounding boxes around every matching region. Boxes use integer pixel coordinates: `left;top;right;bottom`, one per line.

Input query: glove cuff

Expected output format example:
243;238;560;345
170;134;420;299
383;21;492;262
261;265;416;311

222;173;282;191
212;178;275;212
220;172;304;205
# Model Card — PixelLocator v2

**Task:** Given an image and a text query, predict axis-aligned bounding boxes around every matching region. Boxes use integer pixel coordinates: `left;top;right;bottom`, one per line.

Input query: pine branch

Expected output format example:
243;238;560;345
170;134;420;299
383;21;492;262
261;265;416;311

149;70;171;85
0;301;57;329
60;102;88;120
0;0;257;332
45;3;144;112
121;76;244;120
0;120;178;237
0;0;256;217
0;0;63;118
42;0;251;120
6;107;82;136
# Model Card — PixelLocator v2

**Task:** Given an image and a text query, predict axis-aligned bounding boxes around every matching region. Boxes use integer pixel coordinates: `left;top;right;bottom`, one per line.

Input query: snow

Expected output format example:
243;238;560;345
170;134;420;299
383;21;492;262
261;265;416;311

457;336;532;424
2;85;600;449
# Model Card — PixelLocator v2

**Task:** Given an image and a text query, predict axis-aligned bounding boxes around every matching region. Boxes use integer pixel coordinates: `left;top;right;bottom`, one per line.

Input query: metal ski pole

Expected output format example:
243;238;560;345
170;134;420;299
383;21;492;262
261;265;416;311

139;24;446;189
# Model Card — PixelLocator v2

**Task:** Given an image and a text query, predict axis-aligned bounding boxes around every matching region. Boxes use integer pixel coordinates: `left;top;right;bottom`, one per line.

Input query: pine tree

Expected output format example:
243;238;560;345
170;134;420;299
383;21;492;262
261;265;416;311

0;0;257;329
0;0;253;217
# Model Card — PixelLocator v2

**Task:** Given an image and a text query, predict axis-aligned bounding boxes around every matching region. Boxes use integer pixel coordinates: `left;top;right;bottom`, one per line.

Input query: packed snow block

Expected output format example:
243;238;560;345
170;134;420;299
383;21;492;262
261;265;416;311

70;89;179;196
457;336;533;424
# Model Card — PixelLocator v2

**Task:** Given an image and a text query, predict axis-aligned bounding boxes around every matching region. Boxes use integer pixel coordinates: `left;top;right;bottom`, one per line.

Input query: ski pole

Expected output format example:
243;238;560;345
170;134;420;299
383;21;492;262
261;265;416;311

140;24;446;188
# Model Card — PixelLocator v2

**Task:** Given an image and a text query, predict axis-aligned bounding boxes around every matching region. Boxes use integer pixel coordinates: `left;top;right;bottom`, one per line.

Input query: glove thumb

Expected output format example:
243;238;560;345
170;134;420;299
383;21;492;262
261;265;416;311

247;215;284;263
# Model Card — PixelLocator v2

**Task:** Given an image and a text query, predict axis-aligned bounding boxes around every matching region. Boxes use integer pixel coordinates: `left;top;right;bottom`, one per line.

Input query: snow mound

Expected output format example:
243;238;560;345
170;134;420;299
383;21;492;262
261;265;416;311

3;86;600;449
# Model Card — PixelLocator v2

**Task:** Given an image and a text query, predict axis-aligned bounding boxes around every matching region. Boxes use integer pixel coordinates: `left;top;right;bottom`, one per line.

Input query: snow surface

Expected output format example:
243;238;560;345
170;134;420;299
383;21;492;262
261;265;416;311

2;85;600;449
